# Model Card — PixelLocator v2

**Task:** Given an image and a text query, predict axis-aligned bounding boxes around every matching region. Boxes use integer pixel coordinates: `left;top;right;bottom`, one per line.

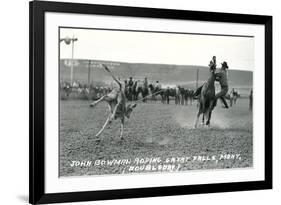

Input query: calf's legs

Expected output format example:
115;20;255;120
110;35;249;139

90;95;106;107
95;114;111;137
120;118;124;139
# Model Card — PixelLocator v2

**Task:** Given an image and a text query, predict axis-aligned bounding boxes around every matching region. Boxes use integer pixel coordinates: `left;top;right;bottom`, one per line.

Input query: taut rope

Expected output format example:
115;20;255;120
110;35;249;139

133;89;163;103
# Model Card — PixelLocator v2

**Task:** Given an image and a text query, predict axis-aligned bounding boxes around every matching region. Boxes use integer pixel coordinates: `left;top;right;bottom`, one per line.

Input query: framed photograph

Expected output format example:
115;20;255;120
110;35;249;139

29;0;272;204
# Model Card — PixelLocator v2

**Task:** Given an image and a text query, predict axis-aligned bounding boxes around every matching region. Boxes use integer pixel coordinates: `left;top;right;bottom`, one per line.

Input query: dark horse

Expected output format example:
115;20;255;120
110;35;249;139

194;66;217;128
165;87;179;105
60;82;72;99
124;85;133;101
148;84;165;103
132;81;149;102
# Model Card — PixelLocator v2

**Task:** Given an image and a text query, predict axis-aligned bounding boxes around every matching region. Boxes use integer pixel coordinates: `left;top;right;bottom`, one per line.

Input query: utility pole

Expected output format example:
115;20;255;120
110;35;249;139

196;68;199;89
196;68;199;108
88;60;91;86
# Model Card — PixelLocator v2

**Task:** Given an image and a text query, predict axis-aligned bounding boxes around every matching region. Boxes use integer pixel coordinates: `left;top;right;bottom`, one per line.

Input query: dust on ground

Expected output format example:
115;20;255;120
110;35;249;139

59;98;252;176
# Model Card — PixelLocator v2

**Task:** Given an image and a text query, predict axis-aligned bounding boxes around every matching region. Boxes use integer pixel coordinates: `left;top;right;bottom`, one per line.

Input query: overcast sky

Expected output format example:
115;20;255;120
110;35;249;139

60;28;254;71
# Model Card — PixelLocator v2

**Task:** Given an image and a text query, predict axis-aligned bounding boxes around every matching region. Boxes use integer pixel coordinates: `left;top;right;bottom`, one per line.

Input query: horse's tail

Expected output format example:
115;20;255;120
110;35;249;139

194;85;203;97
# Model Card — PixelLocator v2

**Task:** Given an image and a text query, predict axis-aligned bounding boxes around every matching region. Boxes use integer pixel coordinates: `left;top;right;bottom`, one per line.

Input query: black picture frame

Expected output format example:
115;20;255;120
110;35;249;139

29;0;272;204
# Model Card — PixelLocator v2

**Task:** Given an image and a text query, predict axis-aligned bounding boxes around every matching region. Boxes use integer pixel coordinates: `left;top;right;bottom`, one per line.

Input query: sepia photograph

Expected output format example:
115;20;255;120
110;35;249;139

59;27;254;177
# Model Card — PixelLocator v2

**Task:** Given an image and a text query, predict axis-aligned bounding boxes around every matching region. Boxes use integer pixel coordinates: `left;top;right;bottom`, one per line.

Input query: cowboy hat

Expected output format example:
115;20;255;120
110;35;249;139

221;61;229;69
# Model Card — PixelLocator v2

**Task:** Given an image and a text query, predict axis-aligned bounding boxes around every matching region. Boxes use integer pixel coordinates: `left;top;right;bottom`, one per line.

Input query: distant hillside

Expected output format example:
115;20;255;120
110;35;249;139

60;59;253;94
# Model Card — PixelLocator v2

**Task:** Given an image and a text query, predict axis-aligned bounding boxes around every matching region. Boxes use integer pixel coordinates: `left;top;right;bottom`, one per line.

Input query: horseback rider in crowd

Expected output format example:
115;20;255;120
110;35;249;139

144;77;148;88
128;77;134;87
124;79;128;87
155;80;161;89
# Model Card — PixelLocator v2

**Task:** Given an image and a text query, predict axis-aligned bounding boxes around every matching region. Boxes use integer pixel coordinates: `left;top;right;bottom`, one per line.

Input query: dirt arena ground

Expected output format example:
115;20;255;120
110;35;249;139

59;98;253;177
